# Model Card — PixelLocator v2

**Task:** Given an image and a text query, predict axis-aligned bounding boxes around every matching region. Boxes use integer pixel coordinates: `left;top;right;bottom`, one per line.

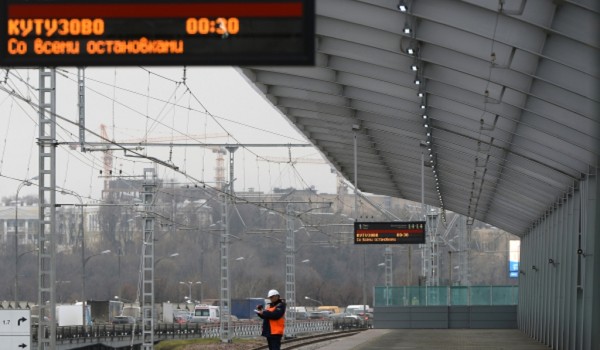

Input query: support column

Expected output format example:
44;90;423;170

519;168;598;350
591;164;599;350
220;146;236;343
141;167;156;350
37;67;57;350
384;246;392;305
584;166;598;350
219;194;231;342
285;203;296;337
457;216;470;286
422;207;439;287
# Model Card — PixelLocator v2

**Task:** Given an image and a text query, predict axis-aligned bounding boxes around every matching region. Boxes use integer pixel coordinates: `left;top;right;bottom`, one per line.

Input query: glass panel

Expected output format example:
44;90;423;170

491;285;518;305
450;286;469;305
470;286;491;305
374;287;407;306
375;285;518;306
373;286;386;307
387;287;403;306
406;286;426;306
426;286;447;306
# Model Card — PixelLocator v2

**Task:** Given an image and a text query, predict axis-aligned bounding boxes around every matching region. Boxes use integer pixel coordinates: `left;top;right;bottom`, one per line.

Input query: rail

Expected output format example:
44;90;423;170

250;329;366;350
31;319;366;349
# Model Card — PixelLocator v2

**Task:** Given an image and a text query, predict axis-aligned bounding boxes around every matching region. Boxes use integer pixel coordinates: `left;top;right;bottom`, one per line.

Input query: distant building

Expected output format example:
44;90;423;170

0;203;39;245
0;203;104;251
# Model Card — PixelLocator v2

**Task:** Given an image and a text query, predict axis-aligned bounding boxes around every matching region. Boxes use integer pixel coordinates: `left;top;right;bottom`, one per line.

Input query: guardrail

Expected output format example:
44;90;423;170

33;323;204;349
32;319;349;349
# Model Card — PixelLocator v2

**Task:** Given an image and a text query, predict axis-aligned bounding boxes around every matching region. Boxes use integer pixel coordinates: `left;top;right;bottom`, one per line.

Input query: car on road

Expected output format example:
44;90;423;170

112;315;136;324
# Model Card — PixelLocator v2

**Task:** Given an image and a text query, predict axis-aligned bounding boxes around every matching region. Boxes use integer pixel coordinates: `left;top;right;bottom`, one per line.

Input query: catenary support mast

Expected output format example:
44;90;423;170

141;167;157;350
37;67;57;350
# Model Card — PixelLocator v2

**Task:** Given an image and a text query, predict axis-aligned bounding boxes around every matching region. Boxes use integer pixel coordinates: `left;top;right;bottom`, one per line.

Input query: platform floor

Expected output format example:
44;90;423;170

316;329;549;350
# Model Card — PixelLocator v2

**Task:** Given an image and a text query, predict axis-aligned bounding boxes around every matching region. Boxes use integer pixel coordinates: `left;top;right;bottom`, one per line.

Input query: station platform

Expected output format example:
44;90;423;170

317;329;548;350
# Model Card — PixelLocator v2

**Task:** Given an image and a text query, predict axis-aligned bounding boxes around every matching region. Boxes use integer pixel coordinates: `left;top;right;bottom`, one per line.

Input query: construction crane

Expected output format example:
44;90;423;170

97;128;230;194
213;147;227;190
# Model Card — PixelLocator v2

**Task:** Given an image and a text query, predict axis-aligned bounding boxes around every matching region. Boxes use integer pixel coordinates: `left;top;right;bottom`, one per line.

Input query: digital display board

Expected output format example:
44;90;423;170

354;221;426;245
0;0;315;66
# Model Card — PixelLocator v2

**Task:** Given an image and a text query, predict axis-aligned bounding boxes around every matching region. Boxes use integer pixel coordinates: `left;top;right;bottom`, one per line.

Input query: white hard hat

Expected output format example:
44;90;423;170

267;289;280;298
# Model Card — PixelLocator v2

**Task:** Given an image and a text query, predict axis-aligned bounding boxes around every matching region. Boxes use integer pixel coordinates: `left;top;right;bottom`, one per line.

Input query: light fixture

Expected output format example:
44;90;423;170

414;78;420;85
403;24;412;34
407;47;415;55
411;64;418;71
398;1;407;12
418;91;424;97
420;104;426;109
427;132;431;136
424;123;428;128
422;114;427;119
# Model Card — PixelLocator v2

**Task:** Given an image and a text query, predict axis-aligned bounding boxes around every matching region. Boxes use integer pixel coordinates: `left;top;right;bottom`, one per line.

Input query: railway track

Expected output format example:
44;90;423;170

250;329;366;350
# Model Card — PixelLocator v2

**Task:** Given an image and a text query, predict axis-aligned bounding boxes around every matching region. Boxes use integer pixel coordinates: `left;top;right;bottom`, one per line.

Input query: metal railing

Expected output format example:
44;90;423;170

33;319;338;348
374;285;519;306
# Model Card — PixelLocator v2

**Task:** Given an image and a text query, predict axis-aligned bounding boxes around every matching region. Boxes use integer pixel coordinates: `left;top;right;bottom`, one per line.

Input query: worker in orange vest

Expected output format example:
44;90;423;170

256;289;286;350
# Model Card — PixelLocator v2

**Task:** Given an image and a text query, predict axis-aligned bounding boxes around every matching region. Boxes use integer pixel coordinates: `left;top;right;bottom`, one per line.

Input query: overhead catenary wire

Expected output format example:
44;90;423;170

2;70;350;239
0;89;353;259
0;83;298;218
7;69;143;178
0;98;14;175
57;68;307;143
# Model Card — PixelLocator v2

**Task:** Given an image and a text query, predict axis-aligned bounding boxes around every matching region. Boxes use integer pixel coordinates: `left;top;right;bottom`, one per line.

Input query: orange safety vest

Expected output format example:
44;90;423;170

266;304;285;335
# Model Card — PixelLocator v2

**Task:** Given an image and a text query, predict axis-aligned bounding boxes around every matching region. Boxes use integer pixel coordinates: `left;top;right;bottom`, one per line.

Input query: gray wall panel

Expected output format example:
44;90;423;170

373;306;517;329
518;172;598;350
593;161;600;350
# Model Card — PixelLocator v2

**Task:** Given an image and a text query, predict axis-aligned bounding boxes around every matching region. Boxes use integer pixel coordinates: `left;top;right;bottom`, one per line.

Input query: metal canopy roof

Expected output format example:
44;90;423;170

240;0;600;235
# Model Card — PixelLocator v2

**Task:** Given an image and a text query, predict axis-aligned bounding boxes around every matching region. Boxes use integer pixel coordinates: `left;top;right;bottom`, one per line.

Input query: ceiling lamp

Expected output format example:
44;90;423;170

398;0;408;12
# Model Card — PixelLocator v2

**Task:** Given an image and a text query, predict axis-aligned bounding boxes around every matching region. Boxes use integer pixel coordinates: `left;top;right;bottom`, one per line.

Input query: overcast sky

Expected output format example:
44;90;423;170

0;67;337;203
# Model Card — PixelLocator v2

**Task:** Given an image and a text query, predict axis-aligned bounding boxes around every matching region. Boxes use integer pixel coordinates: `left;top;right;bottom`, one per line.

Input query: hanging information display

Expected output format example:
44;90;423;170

0;0;315;66
354;221;426;244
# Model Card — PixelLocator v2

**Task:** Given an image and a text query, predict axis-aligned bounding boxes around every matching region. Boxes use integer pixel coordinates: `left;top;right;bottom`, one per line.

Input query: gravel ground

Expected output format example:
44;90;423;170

184;339;265;350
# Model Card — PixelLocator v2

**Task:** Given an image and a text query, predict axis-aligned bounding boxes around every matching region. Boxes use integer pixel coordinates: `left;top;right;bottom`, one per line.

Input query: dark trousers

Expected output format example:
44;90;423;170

266;335;282;350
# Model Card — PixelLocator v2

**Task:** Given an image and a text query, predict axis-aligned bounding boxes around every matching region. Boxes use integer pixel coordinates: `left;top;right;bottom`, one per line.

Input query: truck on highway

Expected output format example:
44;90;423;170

56;304;91;326
231;298;265;320
121;304;141;322
88;300;122;323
